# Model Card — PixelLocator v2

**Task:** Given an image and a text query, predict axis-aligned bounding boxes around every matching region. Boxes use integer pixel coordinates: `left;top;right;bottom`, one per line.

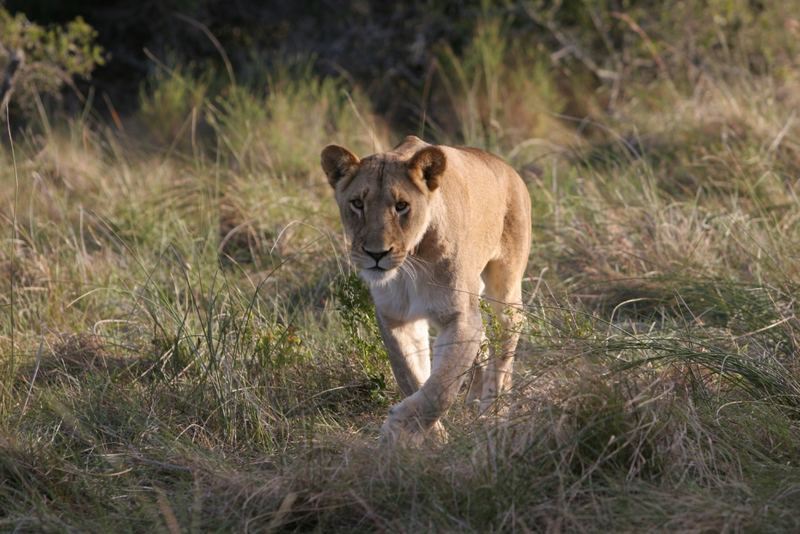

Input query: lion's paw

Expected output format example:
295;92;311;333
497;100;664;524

380;403;448;447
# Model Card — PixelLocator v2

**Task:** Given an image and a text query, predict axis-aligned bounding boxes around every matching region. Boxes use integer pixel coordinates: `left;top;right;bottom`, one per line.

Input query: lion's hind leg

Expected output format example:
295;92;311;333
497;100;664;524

479;258;525;414
465;329;488;405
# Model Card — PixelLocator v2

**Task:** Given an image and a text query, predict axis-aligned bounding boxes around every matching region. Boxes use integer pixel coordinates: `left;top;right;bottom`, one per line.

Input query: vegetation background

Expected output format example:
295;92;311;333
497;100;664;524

2;0;800;531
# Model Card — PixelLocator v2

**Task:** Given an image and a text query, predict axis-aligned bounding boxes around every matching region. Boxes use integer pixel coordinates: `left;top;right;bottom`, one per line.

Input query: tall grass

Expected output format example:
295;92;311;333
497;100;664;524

432;14;572;159
2;9;800;532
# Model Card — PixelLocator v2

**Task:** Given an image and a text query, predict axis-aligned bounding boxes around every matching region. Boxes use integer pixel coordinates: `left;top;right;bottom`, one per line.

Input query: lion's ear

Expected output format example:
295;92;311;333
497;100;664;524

409;146;446;192
321;145;360;188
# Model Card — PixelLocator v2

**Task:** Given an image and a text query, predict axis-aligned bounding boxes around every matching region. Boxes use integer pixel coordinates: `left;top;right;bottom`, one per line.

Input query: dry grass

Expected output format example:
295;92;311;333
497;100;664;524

2;12;800;532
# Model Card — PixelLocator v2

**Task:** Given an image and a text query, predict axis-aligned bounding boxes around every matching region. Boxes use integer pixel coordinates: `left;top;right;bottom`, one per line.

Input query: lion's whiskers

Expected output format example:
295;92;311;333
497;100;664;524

399;261;417;283
405;255;430;281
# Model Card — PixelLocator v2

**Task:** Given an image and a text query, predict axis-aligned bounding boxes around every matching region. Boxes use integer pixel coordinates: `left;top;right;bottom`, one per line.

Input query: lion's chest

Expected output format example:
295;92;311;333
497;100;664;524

369;277;430;322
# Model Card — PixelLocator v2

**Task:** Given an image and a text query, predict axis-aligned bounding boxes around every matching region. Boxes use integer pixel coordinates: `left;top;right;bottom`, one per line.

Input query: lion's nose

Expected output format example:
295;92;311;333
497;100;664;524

363;247;392;262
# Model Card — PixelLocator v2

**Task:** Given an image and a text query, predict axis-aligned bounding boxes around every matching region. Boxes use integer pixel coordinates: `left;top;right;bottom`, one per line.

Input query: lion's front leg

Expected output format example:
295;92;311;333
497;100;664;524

382;310;483;442
376;315;431;397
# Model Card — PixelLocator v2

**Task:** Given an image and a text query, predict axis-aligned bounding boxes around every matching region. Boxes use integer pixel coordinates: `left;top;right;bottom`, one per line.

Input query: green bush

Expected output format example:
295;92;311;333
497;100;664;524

0;8;104;119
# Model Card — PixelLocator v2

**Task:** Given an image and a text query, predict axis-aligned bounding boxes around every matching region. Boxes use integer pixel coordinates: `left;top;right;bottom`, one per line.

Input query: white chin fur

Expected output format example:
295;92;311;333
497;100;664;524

360;267;399;286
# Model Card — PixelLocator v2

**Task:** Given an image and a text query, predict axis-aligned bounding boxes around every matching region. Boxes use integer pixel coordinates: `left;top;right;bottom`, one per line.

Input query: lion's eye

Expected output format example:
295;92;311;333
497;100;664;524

350;199;364;210
395;201;409;213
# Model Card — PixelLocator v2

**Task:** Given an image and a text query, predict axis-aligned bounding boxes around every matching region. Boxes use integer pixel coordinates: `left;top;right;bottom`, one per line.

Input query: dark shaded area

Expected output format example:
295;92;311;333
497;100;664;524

9;0;792;135
7;0;492;125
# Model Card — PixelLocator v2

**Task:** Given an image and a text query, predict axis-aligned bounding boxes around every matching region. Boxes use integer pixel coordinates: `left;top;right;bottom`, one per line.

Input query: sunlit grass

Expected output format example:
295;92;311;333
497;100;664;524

2;21;800;532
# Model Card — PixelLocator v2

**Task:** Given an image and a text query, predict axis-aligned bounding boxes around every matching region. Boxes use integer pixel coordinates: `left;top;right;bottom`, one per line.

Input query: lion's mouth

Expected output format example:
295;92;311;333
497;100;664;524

358;258;403;285
354;251;405;274
358;255;402;272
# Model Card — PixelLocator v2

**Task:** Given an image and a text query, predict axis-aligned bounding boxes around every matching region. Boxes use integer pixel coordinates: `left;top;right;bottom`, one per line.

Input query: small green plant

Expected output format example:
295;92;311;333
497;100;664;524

333;272;390;401
252;323;309;371
0;9;105;118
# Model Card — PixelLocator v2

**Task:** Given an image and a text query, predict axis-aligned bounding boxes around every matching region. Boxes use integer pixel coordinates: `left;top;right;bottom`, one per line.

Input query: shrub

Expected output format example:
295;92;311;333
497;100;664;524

0;8;104;119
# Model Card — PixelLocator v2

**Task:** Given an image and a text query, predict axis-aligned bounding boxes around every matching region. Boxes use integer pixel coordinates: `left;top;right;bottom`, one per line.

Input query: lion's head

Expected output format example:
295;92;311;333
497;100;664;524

321;137;446;285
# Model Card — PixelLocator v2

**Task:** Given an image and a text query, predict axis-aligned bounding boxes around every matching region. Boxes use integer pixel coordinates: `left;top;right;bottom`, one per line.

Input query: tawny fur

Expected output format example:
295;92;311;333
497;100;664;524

321;135;531;443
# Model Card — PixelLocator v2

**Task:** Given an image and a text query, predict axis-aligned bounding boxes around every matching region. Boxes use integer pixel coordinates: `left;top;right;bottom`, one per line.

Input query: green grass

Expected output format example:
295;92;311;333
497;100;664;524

3;15;800;532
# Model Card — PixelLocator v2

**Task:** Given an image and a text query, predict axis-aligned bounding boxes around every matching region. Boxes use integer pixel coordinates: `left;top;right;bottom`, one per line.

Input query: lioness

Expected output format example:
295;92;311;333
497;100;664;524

321;135;531;442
